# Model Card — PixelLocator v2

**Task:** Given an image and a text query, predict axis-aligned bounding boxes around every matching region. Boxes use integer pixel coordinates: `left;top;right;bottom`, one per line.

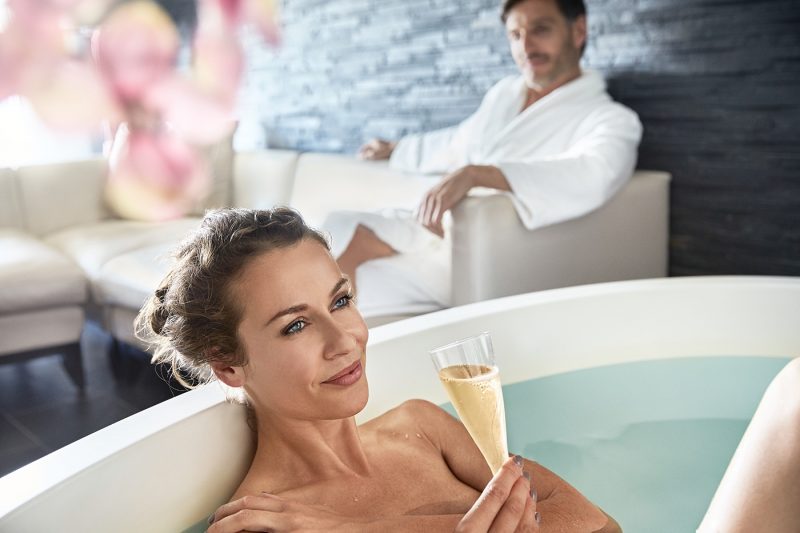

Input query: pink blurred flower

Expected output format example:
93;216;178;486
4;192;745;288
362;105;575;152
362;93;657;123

212;0;280;45
106;125;211;221
92;1;180;104
1;0;280;221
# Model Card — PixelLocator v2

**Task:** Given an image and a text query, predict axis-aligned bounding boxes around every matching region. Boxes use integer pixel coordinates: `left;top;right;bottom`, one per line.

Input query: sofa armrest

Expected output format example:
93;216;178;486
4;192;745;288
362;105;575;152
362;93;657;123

450;170;671;306
290;153;437;228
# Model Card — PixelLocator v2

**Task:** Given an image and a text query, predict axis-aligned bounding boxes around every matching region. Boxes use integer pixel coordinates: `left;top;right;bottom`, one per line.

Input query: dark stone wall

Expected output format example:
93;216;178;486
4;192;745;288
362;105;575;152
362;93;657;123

588;1;800;276
173;0;800;277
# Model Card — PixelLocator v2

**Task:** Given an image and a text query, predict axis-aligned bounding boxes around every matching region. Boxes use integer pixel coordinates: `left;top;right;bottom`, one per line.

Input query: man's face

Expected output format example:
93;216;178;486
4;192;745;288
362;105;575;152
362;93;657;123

505;0;586;90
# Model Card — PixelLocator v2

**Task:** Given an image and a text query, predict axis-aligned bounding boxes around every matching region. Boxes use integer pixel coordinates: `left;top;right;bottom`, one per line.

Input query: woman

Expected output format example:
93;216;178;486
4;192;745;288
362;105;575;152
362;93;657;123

137;208;799;532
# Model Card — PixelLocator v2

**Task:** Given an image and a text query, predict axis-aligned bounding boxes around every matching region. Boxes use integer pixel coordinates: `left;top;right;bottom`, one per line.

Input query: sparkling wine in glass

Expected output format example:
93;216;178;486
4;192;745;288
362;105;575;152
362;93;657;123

430;332;508;474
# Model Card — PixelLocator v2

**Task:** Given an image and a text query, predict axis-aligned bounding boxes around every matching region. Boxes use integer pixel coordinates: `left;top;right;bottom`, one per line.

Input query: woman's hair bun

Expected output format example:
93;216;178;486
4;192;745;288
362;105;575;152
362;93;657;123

147;285;170;335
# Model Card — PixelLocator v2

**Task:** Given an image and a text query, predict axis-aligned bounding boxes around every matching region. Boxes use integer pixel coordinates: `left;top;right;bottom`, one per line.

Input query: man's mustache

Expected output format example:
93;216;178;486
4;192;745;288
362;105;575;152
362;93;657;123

525;53;548;62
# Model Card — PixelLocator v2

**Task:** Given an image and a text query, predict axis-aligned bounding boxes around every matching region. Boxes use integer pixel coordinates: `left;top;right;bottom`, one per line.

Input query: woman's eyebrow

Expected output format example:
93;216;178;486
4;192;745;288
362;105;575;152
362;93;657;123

265;304;307;327
264;278;350;327
330;277;349;297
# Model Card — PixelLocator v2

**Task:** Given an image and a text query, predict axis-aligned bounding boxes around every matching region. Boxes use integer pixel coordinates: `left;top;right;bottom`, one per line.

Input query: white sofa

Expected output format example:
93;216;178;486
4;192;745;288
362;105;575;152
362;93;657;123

0;151;670;386
1;276;797;532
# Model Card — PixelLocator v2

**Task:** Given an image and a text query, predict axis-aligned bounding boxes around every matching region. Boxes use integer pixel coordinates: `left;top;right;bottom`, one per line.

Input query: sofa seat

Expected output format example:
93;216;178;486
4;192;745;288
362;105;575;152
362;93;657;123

0;229;86;385
44;218;200;299
0;229;86;314
93;242;176;310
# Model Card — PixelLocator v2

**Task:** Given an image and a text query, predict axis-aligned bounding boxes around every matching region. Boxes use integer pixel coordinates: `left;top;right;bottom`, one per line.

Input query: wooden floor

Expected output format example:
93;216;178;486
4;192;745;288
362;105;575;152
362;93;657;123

0;321;183;478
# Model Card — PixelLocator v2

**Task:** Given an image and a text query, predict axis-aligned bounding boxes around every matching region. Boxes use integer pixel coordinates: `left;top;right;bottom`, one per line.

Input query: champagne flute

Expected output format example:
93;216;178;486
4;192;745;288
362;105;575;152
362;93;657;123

430;332;509;474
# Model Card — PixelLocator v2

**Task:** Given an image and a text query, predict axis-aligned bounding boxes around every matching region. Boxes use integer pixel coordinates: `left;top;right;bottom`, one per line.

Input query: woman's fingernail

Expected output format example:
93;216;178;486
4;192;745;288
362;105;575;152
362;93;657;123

523;471;531;482
535;511;541;524
207;513;215;525
531;485;537;502
513;454;523;468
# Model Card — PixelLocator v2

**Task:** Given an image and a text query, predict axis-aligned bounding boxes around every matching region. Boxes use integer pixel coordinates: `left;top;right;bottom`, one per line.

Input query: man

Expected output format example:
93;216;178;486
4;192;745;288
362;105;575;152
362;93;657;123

327;0;642;318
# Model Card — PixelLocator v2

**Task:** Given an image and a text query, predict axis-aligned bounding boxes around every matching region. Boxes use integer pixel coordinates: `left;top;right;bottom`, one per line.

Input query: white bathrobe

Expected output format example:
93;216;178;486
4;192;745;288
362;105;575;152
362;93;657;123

325;70;642;319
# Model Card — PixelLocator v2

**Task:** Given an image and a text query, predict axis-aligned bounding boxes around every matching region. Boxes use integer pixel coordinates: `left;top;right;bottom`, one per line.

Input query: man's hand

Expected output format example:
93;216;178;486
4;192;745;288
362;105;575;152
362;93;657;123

416;165;475;237
206;492;360;532
456;455;539;532
358;138;396;160
416;164;510;237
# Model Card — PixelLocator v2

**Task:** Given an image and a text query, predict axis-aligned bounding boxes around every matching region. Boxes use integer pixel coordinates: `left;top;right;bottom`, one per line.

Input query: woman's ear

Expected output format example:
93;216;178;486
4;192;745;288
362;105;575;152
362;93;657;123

209;360;246;388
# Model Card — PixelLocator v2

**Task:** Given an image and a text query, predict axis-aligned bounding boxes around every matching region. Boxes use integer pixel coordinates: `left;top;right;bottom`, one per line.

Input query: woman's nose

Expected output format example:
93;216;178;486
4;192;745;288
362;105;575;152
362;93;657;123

321;317;357;360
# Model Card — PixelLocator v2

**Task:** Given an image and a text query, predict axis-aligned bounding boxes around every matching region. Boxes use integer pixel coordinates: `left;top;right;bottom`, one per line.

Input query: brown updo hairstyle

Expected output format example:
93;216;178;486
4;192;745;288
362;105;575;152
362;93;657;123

135;207;329;390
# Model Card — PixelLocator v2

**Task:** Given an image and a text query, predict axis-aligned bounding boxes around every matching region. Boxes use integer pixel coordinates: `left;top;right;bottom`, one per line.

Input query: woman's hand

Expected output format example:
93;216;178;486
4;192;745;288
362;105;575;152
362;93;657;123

456;455;539;533
206;492;358;533
358;138;396;160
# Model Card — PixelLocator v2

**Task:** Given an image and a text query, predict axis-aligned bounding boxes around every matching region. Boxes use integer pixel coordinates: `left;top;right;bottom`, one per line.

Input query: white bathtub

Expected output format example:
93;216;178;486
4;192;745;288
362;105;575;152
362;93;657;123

1;276;798;532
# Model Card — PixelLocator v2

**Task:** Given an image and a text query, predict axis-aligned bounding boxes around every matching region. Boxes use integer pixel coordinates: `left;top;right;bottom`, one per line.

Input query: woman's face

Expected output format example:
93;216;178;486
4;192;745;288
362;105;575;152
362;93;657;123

228;239;369;422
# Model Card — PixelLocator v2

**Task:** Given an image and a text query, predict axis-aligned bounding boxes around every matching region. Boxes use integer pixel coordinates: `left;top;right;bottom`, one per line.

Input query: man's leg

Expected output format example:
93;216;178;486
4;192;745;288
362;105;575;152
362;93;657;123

336;224;396;286
698;357;800;532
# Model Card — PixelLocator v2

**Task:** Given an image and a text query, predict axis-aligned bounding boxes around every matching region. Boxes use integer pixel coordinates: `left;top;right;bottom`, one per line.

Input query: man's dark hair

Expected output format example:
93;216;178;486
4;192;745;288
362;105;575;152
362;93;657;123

501;0;587;23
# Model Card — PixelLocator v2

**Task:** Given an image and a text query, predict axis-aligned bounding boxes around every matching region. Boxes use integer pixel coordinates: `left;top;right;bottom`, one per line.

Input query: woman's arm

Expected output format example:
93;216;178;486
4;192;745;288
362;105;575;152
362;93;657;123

208;456;537;532
409;399;617;532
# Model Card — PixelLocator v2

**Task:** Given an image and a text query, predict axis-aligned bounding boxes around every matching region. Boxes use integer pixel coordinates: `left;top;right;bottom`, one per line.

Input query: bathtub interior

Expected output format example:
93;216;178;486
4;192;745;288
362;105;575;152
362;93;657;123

478;355;791;532
0;276;797;532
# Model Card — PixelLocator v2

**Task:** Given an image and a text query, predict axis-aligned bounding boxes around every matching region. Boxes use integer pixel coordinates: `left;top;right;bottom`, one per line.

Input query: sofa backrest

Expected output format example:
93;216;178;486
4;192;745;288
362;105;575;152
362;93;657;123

16;158;110;237
0;168;24;230
4;149;299;238
290;153;437;229
231;150;299;209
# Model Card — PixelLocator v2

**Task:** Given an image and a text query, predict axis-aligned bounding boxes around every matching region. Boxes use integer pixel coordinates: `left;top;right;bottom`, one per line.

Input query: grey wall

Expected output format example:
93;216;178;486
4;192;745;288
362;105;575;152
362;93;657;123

236;0;518;152
178;0;800;277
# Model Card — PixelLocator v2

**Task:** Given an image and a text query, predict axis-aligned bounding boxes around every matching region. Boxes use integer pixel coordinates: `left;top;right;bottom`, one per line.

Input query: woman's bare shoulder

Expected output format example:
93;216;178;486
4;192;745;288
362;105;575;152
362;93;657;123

363;399;452;427
361;399;463;447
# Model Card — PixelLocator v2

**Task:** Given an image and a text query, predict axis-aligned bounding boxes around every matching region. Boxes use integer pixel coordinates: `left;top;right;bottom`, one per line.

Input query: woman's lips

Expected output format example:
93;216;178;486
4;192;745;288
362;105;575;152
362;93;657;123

323;361;362;386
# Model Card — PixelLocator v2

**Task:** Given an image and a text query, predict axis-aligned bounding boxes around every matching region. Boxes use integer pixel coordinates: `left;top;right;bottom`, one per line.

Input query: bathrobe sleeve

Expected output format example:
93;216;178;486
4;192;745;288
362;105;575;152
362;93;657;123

388;125;460;174
389;78;512;174
496;103;643;230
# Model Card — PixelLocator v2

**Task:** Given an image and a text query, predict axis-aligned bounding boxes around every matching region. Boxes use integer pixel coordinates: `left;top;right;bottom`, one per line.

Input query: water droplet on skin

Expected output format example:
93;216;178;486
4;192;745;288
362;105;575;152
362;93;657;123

353;496;359;502
404;433;409;439
416;433;422;438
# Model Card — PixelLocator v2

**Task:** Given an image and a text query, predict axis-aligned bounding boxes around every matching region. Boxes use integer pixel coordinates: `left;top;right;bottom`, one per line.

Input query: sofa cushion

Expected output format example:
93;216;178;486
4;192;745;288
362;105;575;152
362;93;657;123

0;229;87;314
291;154;436;228
192;132;235;214
0;307;84;355
0;168;24;230
93;242;177;309
232;150;298;209
16;158;110;237
44;218;200;283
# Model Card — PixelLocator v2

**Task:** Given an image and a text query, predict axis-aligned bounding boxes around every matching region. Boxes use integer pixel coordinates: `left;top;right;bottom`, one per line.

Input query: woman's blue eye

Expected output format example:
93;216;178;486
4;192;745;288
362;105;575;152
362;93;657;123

284;320;306;335
334;294;353;309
